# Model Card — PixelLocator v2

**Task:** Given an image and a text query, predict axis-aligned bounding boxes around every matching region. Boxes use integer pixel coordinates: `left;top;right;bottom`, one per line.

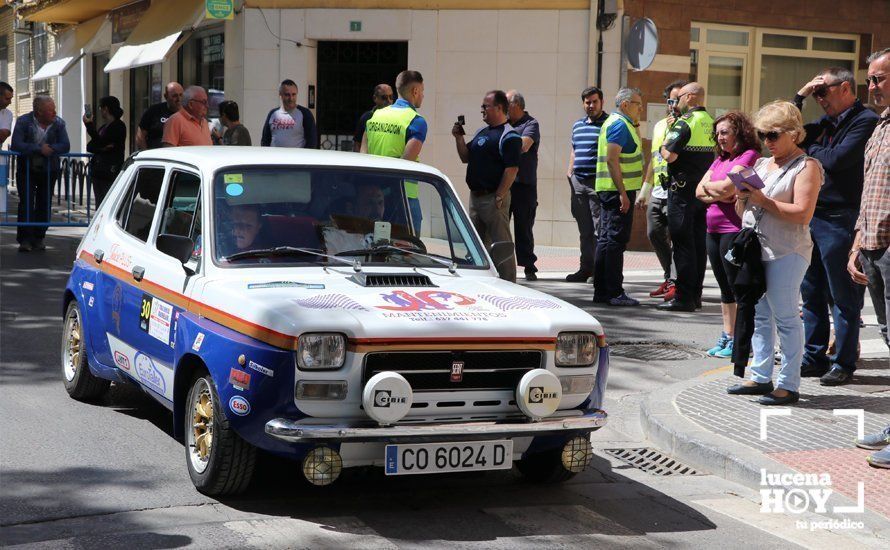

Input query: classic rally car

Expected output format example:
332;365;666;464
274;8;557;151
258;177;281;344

62;147;610;495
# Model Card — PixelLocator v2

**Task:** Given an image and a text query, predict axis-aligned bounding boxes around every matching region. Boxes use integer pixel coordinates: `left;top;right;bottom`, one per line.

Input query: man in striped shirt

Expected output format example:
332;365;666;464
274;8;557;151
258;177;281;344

566;86;609;282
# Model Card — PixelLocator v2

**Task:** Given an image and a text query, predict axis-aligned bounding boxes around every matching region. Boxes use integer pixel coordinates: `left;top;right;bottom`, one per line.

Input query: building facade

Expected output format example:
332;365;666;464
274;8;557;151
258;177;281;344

11;0;890;248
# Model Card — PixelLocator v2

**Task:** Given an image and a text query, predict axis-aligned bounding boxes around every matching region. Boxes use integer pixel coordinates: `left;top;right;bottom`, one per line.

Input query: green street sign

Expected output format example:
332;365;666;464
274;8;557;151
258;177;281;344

206;0;234;20
350;21;362;32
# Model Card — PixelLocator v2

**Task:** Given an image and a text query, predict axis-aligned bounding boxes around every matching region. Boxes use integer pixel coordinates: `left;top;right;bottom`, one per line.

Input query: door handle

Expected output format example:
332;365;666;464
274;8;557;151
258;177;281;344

94;249;104;263
132;266;145;282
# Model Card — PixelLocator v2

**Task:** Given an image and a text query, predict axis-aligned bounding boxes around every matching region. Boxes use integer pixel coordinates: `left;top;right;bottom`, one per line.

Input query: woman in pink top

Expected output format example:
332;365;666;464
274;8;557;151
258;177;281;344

695;111;761;358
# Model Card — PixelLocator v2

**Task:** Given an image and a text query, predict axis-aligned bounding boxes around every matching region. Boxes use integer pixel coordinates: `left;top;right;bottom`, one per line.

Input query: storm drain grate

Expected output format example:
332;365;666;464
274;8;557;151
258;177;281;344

609;342;704;361
603;448;701;476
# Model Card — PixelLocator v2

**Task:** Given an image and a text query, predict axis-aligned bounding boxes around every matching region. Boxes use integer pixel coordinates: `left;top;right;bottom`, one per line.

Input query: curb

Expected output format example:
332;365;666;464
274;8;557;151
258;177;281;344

639;376;795;487
639;375;890;538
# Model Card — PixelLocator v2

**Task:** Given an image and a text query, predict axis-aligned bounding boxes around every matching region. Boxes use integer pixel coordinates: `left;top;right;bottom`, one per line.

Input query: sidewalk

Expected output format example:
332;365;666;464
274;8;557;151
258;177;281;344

641;356;890;532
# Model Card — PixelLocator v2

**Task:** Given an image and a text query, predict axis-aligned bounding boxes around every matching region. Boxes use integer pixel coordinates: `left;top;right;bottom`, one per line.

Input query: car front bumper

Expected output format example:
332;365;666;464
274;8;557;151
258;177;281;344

265;408;608;444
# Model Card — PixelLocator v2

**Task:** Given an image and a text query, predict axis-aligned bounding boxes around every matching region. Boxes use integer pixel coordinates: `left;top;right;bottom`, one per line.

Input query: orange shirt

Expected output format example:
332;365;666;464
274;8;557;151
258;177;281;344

162;108;211;147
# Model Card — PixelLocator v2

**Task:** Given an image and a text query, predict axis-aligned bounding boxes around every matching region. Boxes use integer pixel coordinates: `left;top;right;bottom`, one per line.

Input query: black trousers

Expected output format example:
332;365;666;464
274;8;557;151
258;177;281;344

16;168;53;244
706;231;740;304
668;191;707;304
92;175;114;207
593;190;636;300
569;175;600;275
510;183;538;272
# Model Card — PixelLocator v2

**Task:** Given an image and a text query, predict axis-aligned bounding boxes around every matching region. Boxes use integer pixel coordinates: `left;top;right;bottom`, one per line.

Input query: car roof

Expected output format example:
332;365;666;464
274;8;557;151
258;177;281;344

132;146;448;180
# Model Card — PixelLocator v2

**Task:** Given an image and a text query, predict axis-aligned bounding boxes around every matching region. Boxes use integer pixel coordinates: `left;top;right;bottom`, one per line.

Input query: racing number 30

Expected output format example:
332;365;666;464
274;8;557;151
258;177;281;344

401;444;506;471
139;294;153;332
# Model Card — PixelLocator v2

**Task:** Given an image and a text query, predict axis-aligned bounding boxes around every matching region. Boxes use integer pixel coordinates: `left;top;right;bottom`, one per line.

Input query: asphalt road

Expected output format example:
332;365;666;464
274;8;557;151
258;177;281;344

0;227;831;549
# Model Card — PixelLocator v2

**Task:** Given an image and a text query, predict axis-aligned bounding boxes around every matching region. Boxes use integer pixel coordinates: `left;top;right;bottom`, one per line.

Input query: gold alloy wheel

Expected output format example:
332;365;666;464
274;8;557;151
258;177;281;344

188;378;214;473
63;307;80;382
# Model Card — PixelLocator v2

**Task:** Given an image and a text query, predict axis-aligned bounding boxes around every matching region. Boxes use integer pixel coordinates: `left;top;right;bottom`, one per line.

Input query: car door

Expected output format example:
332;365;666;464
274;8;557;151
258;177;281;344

114;168;203;404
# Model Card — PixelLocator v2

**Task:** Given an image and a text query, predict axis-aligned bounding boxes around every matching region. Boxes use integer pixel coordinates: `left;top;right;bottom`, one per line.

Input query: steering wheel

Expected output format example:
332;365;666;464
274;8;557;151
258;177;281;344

392;234;427;253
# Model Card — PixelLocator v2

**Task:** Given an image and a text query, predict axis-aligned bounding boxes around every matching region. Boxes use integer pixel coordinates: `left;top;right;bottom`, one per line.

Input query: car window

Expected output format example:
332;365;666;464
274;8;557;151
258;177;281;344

118;167;166;242
159;171;200;238
211;166;487;269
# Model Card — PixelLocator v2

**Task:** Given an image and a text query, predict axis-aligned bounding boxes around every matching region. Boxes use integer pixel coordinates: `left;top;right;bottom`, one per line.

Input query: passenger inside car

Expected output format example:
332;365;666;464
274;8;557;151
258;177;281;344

229;204;272;254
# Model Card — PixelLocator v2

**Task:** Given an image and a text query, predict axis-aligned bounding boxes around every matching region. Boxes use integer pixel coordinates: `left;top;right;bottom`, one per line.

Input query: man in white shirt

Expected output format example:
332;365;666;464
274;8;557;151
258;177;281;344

0;81;14;213
260;79;318;149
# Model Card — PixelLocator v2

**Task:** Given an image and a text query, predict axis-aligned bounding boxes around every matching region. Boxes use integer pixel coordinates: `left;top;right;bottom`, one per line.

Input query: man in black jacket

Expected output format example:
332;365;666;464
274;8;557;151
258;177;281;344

794;67;880;385
260;79;318;149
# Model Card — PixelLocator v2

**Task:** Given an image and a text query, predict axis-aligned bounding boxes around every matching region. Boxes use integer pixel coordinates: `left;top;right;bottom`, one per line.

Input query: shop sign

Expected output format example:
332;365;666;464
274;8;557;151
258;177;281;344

206;0;234;20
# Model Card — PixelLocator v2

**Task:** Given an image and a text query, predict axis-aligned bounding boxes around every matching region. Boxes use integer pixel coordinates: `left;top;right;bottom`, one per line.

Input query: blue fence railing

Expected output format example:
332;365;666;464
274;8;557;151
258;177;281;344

0;150;93;228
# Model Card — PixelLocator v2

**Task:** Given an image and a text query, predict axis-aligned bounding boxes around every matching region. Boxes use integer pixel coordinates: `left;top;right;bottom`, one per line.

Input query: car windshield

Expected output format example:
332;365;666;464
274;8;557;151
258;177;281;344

211;166;488;269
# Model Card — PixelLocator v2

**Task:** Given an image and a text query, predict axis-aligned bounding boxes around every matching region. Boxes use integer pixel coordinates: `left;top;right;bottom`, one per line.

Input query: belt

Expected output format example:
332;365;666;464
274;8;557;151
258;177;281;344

471;188;497;197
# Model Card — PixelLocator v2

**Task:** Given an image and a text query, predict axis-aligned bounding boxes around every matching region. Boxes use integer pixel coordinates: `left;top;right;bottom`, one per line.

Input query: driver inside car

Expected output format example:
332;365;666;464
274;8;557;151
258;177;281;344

231;204;271;253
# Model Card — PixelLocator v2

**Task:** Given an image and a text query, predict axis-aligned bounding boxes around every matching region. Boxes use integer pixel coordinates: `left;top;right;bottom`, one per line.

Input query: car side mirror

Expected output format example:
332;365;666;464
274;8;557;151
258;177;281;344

488;241;515;268
157;234;195;265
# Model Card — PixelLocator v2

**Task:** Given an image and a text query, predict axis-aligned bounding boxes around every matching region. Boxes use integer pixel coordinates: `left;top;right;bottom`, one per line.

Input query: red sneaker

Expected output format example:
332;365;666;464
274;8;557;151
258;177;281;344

662;283;676;301
649;279;671;298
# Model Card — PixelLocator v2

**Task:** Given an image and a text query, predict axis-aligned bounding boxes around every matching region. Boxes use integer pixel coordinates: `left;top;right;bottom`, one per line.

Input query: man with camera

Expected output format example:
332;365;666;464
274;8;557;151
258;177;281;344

452;90;522;282
658;82;715;312
637;80;687;300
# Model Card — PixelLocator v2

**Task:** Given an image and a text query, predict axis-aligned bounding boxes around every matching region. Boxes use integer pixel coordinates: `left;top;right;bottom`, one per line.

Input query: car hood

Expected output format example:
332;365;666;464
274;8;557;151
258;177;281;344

197;269;602;343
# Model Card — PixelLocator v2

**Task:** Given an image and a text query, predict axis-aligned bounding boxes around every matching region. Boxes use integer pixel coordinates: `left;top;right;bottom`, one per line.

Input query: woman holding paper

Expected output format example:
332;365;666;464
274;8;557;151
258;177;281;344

695;111;761;358
725;101;822;406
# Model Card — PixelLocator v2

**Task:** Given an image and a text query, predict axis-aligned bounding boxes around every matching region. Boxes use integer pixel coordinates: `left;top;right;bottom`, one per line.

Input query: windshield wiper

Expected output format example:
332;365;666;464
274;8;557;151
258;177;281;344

225;246;361;270
336;244;457;273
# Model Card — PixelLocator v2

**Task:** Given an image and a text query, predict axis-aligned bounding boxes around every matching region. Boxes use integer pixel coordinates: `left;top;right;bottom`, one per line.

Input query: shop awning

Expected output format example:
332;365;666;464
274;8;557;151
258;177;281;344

104;0;205;73
32;15;109;80
19;0;131;25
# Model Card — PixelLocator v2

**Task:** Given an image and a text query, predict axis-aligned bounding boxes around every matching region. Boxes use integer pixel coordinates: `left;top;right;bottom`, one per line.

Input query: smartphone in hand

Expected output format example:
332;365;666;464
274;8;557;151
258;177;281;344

83;104;92;119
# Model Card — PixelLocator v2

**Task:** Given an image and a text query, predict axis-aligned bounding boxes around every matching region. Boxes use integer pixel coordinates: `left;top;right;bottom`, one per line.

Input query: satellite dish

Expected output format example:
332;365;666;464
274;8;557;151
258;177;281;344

625;18;659;71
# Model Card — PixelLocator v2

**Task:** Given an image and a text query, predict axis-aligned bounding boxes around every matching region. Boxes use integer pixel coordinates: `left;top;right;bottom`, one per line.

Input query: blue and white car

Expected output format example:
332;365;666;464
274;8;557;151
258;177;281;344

62;147;610;495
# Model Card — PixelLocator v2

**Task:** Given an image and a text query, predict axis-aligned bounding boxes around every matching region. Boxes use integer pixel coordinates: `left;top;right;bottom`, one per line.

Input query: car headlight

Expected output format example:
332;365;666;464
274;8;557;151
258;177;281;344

555;332;597;366
297;333;346;370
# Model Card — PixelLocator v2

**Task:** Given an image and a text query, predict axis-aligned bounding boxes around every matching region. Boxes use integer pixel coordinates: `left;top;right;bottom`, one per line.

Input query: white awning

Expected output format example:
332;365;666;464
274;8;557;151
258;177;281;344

104;0;204;73
32;15;108;80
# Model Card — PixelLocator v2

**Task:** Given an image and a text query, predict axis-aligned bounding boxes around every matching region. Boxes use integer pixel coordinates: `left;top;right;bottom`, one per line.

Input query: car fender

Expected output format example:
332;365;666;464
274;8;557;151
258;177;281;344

172;311;306;454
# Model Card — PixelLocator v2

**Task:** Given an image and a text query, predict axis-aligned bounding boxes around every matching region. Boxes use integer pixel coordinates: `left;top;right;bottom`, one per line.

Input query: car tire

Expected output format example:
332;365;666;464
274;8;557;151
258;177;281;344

185;373;256;496
516;448;577;483
61;300;110;401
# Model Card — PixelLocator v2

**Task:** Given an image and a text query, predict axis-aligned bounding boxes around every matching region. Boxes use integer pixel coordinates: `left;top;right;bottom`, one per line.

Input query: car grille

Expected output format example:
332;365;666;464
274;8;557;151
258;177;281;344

362;350;543;392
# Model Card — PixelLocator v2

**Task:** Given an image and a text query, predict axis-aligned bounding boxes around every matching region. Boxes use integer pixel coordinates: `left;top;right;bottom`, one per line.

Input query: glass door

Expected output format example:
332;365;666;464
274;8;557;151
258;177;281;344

129;63;162;153
700;53;747;117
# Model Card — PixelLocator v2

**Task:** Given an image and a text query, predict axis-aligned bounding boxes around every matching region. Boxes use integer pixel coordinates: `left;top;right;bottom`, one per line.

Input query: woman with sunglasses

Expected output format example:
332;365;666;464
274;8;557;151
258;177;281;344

695;111;760;358
726;101;823;406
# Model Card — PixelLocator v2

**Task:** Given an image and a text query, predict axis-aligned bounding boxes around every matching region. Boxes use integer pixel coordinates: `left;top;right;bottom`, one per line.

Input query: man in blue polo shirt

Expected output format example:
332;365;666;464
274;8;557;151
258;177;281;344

453;90;522;282
566;86;608;282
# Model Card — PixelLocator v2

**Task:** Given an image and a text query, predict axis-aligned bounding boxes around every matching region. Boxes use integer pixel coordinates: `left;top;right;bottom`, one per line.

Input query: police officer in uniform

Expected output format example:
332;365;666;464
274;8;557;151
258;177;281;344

658;82;716;312
361;70;427;234
637;80;687;300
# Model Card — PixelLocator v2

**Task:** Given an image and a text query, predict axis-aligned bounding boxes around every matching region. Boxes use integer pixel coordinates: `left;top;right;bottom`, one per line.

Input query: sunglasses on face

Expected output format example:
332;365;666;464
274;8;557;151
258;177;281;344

866;73;888;87
812;81;842;98
377;94;393;100
481;104;495;110
190;98;208;106
757;130;783;142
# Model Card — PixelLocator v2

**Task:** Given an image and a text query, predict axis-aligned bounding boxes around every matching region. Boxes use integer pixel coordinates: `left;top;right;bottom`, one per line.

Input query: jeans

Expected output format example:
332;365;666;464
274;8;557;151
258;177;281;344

15;167;54;244
668;191;707;303
510;183;538;273
569;175;600;275
749;253;810;392
860;247;890;350
469;192;516;282
647;195;673;281
593;190;636;300
408;197;423;235
801;208;865;372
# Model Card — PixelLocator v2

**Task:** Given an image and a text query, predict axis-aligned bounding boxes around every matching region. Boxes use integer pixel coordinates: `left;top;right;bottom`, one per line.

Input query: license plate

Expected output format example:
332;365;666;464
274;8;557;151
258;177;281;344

384;440;513;475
